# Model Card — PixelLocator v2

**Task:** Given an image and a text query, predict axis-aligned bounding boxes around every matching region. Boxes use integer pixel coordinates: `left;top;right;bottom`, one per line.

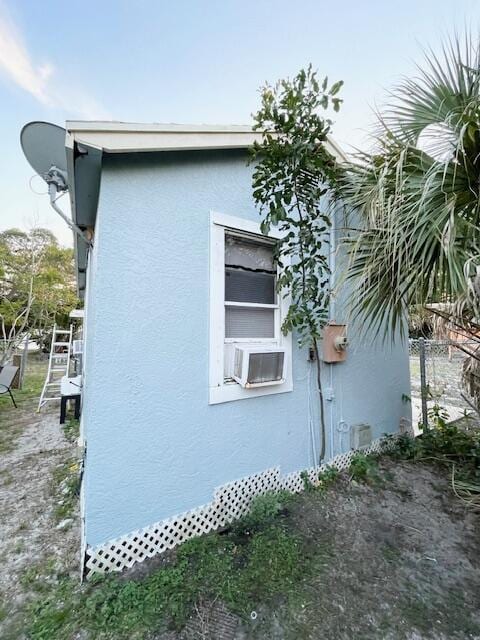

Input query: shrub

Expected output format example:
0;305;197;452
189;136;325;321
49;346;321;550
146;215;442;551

234;491;292;536
349;452;382;485
317;466;339;491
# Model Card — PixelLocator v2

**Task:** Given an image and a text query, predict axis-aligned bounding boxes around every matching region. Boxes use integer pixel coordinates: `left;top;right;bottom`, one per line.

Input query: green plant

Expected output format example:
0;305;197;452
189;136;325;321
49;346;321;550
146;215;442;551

427;404;449;430
234;526;303;610
390;434;419;461
251;66;343;462
389;421;480;488
234;490;292;536
62;418;80;443
342;35;480;340
300;470;315;492
317;465;339;491
23;514;321;639
51;458;81;522
349;452;382;485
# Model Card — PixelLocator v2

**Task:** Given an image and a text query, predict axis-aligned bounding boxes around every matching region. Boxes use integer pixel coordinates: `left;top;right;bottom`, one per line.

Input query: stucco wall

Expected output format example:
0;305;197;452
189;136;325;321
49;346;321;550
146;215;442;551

82;149;411;547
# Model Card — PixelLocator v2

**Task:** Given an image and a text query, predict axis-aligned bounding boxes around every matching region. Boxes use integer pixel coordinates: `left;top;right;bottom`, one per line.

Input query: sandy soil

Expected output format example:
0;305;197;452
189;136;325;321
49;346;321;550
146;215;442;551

0;400;80;633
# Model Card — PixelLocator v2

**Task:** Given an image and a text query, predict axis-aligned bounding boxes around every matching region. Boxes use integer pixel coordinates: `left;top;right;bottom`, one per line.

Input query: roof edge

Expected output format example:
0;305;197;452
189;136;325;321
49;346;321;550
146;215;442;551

65;121;348;162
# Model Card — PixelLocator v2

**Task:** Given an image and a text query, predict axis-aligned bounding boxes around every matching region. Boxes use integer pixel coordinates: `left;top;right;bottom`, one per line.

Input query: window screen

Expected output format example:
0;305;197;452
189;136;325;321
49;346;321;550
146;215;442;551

224;234;276;340
225;307;275;338
225;269;275;304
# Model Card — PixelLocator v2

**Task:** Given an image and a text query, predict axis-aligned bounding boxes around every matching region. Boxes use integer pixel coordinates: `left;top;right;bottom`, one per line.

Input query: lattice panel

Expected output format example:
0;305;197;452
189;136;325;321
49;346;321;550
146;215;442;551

213;467;281;522
84;436;396;576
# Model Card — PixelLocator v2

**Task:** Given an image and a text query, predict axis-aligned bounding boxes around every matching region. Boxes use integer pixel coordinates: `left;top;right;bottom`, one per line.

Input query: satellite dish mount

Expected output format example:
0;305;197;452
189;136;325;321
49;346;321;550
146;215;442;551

20;122;91;246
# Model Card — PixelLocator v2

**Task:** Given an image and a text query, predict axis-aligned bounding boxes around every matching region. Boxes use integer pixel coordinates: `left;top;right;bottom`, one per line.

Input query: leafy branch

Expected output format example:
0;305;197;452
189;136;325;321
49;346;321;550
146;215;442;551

251;65;343;462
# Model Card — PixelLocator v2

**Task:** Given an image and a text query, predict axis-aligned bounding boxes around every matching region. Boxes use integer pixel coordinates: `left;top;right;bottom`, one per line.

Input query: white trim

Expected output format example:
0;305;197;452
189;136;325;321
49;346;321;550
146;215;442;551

224;302;279;309
209;211;292;405
67;122;257;133
65;122;347;162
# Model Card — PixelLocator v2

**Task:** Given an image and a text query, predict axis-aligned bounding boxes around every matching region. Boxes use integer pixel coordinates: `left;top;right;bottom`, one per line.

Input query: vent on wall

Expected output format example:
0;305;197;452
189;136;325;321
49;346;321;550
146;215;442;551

350;423;372;450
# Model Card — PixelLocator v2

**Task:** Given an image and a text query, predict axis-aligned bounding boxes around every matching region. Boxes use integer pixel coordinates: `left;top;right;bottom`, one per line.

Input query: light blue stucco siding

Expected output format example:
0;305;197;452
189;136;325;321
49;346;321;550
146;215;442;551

82;149;411;547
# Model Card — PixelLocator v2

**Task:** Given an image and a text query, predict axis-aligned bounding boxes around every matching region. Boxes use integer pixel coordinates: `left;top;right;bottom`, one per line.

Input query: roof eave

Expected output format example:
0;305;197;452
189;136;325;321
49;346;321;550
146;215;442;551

65;122;347;297
65;121;347;161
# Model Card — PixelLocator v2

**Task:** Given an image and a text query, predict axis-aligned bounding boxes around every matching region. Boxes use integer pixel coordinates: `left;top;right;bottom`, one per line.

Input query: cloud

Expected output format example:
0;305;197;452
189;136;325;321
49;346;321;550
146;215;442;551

0;3;110;119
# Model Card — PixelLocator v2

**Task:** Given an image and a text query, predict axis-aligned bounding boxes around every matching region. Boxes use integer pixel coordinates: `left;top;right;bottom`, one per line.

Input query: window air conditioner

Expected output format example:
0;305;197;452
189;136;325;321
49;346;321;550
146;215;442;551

233;346;286;388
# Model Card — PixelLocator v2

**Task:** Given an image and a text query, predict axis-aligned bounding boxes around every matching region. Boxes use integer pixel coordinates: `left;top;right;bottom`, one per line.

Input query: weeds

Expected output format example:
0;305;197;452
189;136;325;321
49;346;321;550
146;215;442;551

21;492;322;639
349;452;382;485
391;422;480;481
427;403;449;430
51;458;81;522
62;418;80;443
390;415;480;508
389;433;418;460
24;496;319;640
300;470;315;492
317;466;339;491
232;491;292;537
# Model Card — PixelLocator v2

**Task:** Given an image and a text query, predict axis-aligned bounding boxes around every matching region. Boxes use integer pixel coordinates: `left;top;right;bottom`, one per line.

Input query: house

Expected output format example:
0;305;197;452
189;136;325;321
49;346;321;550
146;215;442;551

43;122;412;574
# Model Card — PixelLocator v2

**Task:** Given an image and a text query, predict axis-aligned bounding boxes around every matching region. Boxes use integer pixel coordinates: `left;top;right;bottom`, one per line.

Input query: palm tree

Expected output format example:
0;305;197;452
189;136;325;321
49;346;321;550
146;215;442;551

343;35;480;342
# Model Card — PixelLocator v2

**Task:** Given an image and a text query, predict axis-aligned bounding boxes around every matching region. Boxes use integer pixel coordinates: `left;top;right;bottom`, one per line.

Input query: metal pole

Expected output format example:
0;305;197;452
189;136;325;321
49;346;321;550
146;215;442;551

419;337;428;430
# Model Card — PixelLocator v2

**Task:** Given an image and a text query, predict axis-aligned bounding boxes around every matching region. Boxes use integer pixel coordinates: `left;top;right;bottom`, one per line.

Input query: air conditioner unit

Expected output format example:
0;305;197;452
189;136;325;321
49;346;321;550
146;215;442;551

233;346;286;388
72;340;83;355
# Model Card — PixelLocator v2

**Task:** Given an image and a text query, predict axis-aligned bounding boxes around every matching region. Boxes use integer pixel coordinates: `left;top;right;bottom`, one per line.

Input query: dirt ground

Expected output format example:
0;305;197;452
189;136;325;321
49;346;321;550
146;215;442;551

1;369;480;639
277;459;480;640
0;368;80;637
166;459;480;640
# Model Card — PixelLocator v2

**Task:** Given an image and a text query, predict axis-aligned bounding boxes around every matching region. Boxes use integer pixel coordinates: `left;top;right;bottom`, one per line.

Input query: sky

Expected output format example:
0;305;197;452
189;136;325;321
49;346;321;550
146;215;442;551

0;0;479;246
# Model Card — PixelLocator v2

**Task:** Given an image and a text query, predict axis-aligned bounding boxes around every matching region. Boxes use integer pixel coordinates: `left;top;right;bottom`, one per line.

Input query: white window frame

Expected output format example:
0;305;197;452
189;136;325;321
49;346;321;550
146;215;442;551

209;211;293;405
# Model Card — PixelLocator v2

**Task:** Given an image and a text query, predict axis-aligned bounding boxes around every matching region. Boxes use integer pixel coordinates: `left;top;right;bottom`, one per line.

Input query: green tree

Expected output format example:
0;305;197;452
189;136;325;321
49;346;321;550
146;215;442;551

0;227;78;364
342;36;480;338
341;35;480;411
251;66;343;461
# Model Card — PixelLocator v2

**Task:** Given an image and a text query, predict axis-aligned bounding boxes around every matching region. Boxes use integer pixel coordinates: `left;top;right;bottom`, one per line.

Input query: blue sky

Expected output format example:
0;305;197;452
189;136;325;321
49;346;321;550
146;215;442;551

1;0;479;246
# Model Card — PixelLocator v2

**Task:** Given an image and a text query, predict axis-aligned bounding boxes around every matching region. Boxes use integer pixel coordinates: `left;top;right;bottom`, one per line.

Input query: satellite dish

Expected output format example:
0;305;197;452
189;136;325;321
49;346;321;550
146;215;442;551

19;120;91;247
20;121;68;190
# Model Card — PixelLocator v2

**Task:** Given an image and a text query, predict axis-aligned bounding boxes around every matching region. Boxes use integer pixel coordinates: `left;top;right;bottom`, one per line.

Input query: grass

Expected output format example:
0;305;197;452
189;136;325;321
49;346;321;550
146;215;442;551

0;359;46;454
51;458;81;522
62;418;80;443
0;360;45;409
19;490;324;640
3;402;480;640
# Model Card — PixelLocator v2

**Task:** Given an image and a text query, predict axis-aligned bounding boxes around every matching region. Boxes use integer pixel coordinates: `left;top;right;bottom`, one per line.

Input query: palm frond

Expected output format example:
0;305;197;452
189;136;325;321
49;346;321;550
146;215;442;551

341;34;480;338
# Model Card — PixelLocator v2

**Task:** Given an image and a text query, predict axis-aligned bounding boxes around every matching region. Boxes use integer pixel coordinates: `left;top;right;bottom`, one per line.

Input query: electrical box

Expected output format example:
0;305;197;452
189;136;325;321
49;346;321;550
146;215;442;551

322;323;348;363
350;423;372;450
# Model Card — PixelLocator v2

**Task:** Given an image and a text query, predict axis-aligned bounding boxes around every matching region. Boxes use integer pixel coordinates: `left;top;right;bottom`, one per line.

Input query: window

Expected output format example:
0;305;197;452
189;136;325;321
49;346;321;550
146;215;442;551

209;211;293;404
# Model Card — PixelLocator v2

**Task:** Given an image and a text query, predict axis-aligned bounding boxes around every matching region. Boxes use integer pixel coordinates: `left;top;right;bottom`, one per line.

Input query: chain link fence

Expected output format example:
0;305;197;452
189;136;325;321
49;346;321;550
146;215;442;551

409;339;476;428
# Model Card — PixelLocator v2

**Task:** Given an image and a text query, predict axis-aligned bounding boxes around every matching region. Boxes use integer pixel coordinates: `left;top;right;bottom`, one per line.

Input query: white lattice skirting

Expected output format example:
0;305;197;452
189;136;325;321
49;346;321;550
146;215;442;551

84;436;396;576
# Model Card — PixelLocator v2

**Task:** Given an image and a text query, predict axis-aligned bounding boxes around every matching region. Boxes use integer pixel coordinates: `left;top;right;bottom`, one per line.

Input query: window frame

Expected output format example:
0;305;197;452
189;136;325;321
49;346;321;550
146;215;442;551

209;211;293;405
